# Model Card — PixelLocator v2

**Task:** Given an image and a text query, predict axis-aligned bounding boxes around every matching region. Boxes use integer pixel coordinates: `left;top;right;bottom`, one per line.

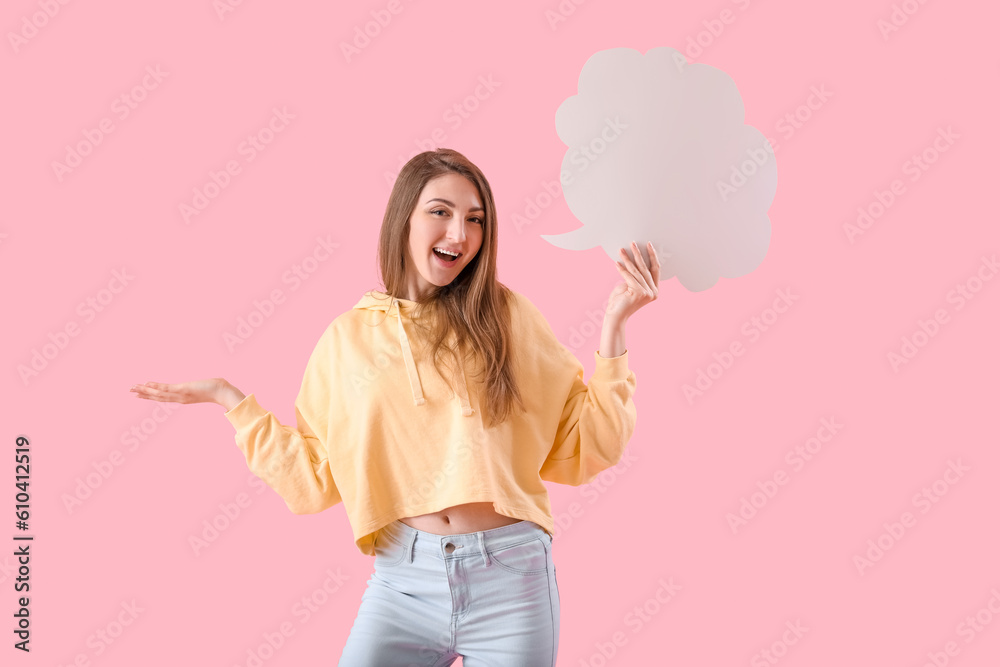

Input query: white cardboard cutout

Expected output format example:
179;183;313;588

542;47;777;292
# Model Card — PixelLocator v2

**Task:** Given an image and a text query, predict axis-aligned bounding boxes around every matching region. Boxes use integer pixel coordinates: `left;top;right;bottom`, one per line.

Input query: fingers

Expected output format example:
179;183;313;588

623;241;661;298
130;380;218;404
615;258;649;297
646;241;662;289
618;247;643;281
618;245;655;298
130;382;174;402
628;242;654;284
631;241;659;298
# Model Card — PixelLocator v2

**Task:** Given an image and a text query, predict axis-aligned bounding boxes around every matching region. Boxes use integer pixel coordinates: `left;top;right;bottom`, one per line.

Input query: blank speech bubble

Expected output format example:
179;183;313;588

542;46;777;292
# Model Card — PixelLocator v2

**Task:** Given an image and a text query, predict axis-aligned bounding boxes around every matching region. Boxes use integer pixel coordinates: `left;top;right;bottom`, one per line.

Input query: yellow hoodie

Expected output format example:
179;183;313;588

224;288;637;556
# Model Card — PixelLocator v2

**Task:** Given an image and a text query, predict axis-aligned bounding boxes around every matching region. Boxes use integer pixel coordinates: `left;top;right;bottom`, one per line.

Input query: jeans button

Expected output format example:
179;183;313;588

444;542;456;554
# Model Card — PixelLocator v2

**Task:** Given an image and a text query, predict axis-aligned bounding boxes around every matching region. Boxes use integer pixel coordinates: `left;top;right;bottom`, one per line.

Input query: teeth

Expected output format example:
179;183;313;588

435;248;459;257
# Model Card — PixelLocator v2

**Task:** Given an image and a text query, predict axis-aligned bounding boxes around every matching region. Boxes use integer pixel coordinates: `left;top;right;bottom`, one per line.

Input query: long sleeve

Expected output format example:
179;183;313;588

538;347;638;487
224;327;342;514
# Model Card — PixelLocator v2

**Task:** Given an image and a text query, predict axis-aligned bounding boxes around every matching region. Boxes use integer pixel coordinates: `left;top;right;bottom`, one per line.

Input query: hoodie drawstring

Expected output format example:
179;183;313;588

453;350;474;417
393;298;474;417
394;299;426;407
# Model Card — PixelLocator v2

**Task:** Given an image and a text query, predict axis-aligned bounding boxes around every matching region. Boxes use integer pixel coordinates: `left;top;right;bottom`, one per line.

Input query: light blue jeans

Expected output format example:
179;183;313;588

338;518;560;666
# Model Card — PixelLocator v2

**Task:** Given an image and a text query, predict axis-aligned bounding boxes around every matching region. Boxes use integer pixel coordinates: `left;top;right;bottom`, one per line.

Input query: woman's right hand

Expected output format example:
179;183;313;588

129;378;246;410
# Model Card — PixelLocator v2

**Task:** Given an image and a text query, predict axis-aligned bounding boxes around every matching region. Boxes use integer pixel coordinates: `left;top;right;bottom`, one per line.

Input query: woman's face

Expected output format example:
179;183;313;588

403;172;484;301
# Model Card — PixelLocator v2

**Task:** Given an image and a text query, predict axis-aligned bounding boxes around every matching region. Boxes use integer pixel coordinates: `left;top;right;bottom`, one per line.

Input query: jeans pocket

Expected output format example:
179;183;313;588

373;529;408;568
489;537;548;576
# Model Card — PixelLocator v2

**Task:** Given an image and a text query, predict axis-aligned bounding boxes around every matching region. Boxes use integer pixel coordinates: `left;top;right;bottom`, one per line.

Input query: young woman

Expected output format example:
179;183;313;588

130;148;659;665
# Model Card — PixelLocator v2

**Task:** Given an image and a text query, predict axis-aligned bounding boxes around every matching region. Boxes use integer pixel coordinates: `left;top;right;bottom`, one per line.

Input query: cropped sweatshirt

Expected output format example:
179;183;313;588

224;288;638;556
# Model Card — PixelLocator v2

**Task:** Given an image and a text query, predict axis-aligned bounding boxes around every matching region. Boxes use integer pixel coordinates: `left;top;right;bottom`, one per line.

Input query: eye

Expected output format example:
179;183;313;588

431;209;483;225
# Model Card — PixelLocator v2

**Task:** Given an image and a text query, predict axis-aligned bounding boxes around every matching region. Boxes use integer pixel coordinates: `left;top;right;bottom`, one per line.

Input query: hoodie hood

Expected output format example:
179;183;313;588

353;290;474;417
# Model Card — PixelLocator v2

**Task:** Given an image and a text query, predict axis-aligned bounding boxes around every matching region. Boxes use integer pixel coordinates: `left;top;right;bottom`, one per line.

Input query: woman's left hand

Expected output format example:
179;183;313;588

607;241;660;322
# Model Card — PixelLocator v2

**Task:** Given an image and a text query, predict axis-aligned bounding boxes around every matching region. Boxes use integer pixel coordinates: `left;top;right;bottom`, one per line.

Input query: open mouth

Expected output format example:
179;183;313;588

433;248;460;265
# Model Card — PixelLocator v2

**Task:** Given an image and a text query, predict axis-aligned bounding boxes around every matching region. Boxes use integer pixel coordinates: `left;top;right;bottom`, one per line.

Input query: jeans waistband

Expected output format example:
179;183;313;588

379;518;549;560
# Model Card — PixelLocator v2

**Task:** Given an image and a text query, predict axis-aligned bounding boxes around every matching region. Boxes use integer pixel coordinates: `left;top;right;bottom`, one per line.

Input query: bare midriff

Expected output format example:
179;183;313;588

398;501;524;535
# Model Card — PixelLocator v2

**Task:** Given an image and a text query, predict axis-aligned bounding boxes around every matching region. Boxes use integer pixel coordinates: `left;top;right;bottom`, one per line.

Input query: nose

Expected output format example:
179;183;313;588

447;215;469;243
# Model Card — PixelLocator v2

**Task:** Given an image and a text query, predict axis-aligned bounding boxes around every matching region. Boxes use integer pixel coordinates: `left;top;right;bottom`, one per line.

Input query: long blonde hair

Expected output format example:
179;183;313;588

372;148;525;428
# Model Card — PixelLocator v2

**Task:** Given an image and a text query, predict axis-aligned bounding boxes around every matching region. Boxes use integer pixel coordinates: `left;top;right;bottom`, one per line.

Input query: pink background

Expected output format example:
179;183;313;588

4;0;999;665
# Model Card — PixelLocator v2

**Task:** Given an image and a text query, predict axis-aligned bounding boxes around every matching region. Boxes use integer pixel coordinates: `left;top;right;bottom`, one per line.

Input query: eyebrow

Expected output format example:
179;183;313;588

425;198;484;212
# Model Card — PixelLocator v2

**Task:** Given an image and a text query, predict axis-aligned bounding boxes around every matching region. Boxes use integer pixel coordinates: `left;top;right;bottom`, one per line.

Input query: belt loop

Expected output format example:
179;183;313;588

478;532;490;567
408;529;417;563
